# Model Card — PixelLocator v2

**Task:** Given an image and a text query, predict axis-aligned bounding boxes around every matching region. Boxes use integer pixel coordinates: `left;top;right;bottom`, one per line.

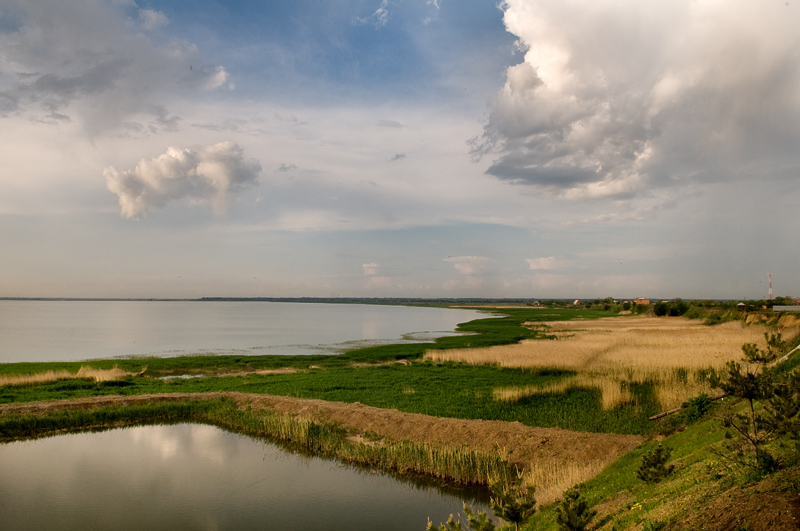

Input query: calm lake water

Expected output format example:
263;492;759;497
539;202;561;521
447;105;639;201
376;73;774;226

0;301;484;363
0;424;490;531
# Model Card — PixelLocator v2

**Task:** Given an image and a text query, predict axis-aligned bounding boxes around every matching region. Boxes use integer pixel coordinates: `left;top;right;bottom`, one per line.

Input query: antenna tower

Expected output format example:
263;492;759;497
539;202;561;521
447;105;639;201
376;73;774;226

769;273;773;300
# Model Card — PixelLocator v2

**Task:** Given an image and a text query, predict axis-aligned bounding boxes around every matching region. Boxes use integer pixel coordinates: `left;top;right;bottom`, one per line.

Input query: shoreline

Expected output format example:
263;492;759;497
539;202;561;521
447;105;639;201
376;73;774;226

0;391;643;505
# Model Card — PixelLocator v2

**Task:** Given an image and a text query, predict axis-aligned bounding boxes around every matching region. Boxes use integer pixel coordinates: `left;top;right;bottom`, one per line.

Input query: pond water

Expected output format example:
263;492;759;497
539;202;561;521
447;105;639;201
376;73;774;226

0;423;491;531
0;301;485;363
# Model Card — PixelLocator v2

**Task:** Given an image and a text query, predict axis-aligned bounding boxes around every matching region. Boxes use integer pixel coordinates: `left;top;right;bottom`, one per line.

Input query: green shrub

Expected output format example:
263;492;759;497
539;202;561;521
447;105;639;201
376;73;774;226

643;520;668;531
682;393;713;424
636;444;675;483
556;487;596;531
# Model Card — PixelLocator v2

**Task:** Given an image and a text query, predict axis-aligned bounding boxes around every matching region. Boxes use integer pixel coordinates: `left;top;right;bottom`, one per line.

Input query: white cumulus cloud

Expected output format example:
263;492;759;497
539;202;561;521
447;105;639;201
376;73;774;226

105;141;261;218
526;256;557;270
444;256;495;275
477;0;800;200
139;9;169;31
362;262;380;275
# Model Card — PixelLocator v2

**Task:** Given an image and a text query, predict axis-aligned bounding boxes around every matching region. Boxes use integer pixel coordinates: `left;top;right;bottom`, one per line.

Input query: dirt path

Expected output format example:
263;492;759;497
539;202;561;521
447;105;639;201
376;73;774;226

0;392;642;472
0;393;225;415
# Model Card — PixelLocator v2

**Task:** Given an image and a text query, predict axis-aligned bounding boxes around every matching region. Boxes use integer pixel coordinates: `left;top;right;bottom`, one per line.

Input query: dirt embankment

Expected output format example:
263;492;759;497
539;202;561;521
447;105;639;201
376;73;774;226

0;392;642;493
228;393;642;471
670;472;800;531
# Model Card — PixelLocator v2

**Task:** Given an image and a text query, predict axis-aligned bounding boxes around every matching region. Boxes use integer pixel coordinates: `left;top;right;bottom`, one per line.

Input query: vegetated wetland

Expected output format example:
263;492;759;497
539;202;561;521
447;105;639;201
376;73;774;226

428;314;800;411
3;301;800;530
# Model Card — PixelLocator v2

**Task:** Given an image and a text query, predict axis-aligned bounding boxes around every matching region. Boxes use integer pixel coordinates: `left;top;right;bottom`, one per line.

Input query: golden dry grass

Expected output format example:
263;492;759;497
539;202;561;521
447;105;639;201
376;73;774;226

425;316;800;411
0;366;135;386
523;459;611;506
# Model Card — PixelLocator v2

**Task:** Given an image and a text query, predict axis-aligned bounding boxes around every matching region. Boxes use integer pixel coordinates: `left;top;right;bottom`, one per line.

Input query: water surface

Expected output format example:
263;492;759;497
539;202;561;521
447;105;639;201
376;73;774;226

0;424;490;531
0;301;484;363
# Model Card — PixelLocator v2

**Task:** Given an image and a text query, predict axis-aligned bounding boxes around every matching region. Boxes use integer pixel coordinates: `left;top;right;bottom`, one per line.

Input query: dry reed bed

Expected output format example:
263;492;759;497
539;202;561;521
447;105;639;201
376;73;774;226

0;391;642;506
425;317;800;411
0;366;134;386
232;393;642;506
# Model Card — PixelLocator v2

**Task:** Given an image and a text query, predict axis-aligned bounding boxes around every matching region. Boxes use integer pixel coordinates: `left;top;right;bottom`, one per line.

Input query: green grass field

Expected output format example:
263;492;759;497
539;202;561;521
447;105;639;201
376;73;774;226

0;308;659;434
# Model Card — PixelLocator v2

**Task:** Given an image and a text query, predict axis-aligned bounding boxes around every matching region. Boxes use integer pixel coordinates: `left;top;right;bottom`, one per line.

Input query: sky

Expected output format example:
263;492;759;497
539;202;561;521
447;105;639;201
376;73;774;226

1;0;799;300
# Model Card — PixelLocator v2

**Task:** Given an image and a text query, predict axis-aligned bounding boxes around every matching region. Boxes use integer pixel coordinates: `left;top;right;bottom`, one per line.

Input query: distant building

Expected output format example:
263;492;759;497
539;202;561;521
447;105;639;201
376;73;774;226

737;302;746;312
633;297;650;305
573;299;580;306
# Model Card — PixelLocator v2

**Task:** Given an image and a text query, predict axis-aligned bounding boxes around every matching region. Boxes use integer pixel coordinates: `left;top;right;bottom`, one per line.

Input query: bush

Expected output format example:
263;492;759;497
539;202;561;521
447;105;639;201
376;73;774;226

682;306;705;320
643;520;668;531
556;488;596;531
636;444;675;483
682;393;713;424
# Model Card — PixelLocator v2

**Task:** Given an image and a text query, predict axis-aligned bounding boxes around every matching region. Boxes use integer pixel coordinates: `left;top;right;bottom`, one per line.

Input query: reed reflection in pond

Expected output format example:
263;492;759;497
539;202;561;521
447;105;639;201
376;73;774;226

0;423;488;530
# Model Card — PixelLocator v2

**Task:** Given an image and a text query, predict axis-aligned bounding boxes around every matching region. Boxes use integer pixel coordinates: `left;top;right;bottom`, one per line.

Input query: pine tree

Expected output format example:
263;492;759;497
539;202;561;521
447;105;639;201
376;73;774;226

636;444;674;483
711;333;796;471
426;473;536;531
556;488;597;531
426;504;496;531
488;476;537;531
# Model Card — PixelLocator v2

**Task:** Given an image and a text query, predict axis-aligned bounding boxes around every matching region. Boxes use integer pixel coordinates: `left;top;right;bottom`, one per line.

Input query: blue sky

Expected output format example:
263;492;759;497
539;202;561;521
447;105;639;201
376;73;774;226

1;0;799;299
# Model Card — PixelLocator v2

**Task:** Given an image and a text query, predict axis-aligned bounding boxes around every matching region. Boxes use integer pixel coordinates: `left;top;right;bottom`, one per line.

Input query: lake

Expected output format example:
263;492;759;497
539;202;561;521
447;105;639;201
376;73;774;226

0;300;484;363
0;423;491;531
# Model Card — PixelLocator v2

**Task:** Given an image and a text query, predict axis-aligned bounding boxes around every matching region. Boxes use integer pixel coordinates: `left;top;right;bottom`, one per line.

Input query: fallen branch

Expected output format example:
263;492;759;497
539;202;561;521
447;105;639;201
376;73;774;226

648;393;728;421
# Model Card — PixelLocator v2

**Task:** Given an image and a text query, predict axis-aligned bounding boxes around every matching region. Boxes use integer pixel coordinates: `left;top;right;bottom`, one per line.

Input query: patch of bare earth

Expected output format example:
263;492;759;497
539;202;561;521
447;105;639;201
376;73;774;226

666;472;800;531
0;392;642;504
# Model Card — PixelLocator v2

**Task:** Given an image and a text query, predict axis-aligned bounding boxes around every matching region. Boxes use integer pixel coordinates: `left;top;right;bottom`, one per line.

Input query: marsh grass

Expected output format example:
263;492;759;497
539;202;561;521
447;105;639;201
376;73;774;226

207;402;514;485
429;317;798;411
526;459;610;506
0;400;212;440
0;398;514;486
0;309;657;435
493;366;719;411
0;366;136;387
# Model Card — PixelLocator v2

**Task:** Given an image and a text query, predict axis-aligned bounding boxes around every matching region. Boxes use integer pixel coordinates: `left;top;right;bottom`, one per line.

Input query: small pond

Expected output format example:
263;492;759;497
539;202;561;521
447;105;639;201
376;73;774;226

0;423;491;530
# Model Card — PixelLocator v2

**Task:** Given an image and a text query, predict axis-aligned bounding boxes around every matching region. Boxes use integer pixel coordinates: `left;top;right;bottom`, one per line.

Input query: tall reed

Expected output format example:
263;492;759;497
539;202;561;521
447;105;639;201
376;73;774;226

0;366;136;387
525;459;610;506
493;365;718;411
429;317;793;412
204;402;514;485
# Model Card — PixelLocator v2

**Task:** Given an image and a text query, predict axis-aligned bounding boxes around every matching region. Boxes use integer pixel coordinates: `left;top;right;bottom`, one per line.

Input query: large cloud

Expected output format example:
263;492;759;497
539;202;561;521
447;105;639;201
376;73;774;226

476;0;800;199
0;0;230;135
105;142;261;218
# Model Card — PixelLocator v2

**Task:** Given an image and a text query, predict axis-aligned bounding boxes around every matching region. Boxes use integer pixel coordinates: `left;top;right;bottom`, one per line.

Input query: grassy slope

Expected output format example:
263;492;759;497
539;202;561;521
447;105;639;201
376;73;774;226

527;411;729;530
526;365;800;531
